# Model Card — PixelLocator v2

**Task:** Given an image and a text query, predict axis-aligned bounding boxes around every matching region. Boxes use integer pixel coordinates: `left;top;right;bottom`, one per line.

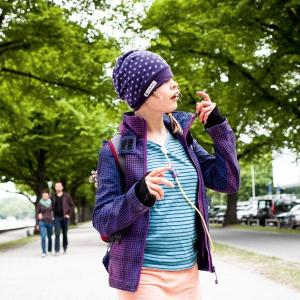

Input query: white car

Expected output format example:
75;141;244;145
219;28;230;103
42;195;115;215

289;204;300;228
237;206;257;221
277;204;300;228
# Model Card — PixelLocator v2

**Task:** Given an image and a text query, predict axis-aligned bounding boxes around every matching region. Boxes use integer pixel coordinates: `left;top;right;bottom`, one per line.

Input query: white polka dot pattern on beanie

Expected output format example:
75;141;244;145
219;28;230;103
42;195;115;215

112;50;173;110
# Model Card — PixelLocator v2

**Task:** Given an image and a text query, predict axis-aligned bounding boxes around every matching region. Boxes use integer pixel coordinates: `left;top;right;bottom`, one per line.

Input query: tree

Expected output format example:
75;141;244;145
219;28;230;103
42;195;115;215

0;0;121;221
142;0;300;224
239;156;273;201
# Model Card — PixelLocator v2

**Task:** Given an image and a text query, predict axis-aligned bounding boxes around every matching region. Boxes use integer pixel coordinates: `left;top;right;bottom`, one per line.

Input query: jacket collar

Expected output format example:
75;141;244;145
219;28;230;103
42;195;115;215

120;111;197;138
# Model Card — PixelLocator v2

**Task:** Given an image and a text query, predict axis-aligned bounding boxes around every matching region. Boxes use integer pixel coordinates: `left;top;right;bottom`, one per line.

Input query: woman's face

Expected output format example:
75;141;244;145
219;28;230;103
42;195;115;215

142;78;180;114
42;192;49;200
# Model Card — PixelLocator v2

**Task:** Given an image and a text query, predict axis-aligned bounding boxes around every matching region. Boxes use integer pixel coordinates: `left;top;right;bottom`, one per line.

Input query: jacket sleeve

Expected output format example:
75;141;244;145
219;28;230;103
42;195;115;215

192;119;240;193
92;141;150;238
66;194;74;215
37;203;41;214
51;198;54;212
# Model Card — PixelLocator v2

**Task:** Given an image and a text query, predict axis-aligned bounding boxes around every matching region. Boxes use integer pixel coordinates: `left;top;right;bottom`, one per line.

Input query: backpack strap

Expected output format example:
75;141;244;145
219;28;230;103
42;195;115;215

107;133;125;174
100;133;125;244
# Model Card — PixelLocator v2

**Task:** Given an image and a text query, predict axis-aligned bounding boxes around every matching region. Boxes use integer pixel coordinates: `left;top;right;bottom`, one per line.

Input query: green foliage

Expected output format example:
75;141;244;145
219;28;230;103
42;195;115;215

142;0;299;224
0;0;122;210
143;0;300;158
239;154;273;201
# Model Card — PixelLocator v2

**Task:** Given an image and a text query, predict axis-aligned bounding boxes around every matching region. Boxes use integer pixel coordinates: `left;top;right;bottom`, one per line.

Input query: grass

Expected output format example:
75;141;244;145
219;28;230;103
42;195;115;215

0;235;38;251
69;223;78;229
214;242;300;292
211;223;300;234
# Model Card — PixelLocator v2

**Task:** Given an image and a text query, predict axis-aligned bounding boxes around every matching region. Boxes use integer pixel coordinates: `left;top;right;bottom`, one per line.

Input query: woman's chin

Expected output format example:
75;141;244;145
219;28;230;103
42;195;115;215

166;106;177;114
172;102;178;110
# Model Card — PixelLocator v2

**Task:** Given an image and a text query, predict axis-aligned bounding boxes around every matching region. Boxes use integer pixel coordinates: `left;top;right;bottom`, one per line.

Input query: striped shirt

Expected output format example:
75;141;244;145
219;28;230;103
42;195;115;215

143;129;199;270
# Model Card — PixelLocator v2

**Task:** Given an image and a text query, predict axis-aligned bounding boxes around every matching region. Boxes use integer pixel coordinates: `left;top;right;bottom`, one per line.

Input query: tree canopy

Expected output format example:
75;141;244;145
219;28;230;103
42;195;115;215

142;0;299;224
1;0;299;225
0;0;122;218
143;0;300;158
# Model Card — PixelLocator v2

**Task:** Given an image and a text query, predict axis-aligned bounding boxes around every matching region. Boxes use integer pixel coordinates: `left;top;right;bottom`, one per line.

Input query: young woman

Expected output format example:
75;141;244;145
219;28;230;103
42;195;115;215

37;190;53;257
93;50;240;299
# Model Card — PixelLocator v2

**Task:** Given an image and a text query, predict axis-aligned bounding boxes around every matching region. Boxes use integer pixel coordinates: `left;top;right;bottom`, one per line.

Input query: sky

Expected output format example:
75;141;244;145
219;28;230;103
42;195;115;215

272;149;300;188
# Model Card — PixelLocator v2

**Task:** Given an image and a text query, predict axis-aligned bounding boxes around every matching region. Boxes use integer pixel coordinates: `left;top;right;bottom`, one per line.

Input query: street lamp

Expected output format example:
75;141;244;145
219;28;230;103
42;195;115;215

251;164;255;201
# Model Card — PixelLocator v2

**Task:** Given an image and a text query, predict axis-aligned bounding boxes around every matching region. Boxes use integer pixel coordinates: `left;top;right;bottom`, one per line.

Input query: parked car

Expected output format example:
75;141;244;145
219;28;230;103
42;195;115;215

257;199;274;226
290;204;300;228
209;205;226;224
209;205;226;219
214;210;226;224
257;199;300;226
277;204;300;229
276;211;290;227
237;205;257;222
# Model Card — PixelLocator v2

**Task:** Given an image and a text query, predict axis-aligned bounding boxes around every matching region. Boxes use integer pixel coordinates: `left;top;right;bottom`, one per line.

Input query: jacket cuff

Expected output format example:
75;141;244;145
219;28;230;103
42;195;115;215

205;106;226;128
134;172;156;207
205;118;232;140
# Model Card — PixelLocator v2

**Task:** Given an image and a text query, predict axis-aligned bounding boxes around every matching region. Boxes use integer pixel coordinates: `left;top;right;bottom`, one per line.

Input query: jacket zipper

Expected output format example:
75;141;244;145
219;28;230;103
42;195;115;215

137;129;150;291
212;265;219;284
181;113;215;278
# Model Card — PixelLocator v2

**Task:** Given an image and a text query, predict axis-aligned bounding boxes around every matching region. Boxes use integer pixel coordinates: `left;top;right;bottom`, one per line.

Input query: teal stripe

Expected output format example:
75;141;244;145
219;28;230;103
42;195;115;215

147;227;197;233
147;228;196;233
144;129;199;270
145;239;197;245
145;254;197;261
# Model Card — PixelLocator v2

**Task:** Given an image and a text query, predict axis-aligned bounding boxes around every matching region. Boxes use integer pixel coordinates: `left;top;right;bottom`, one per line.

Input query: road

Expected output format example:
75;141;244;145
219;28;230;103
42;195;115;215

0;223;299;300
210;227;300;263
0;227;35;243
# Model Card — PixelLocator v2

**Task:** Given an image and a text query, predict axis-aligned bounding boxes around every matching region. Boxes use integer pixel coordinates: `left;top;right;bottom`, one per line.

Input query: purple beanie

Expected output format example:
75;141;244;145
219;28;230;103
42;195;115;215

112;50;173;110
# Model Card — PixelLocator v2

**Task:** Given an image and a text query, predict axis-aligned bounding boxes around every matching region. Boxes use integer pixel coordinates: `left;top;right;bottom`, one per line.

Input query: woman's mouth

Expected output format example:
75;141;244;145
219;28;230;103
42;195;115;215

171;92;180;101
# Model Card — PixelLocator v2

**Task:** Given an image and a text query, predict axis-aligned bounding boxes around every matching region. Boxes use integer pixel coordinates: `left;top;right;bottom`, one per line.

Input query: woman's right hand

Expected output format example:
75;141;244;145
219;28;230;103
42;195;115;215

38;213;43;220
144;166;174;200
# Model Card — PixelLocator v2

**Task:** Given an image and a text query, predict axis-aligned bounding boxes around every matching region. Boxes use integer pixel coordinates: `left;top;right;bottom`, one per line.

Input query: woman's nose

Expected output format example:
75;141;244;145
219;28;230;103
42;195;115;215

171;80;178;89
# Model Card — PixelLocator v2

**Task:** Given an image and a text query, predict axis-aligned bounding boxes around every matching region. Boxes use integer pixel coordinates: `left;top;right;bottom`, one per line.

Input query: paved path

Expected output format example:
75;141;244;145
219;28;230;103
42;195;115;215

0;223;299;300
210;227;300;263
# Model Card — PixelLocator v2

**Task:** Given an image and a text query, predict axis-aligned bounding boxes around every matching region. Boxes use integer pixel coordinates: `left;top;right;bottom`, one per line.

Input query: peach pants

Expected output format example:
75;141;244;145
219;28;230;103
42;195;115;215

118;264;201;300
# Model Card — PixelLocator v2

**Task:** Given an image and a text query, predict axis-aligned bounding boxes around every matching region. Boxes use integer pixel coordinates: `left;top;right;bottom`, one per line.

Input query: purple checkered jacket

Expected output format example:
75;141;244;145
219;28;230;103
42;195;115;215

92;110;240;292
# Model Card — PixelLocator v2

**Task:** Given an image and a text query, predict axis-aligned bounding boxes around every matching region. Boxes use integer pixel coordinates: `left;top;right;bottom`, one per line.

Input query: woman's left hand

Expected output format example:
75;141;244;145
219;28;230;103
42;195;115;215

195;91;216;124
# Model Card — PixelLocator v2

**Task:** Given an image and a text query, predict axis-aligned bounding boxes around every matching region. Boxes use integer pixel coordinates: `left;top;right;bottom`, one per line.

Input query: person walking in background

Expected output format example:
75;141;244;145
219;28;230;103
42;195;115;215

93;50;240;299
52;181;74;255
37;190;53;257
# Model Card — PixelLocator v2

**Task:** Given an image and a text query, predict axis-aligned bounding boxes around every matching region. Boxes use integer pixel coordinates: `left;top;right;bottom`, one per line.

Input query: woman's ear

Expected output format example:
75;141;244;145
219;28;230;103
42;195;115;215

152;90;164;101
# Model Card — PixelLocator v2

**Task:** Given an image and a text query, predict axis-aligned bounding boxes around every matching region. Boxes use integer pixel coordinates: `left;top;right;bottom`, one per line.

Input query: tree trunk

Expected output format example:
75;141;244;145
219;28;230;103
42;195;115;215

33;149;47;234
69;185;78;225
80;197;86;222
223;192;239;226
